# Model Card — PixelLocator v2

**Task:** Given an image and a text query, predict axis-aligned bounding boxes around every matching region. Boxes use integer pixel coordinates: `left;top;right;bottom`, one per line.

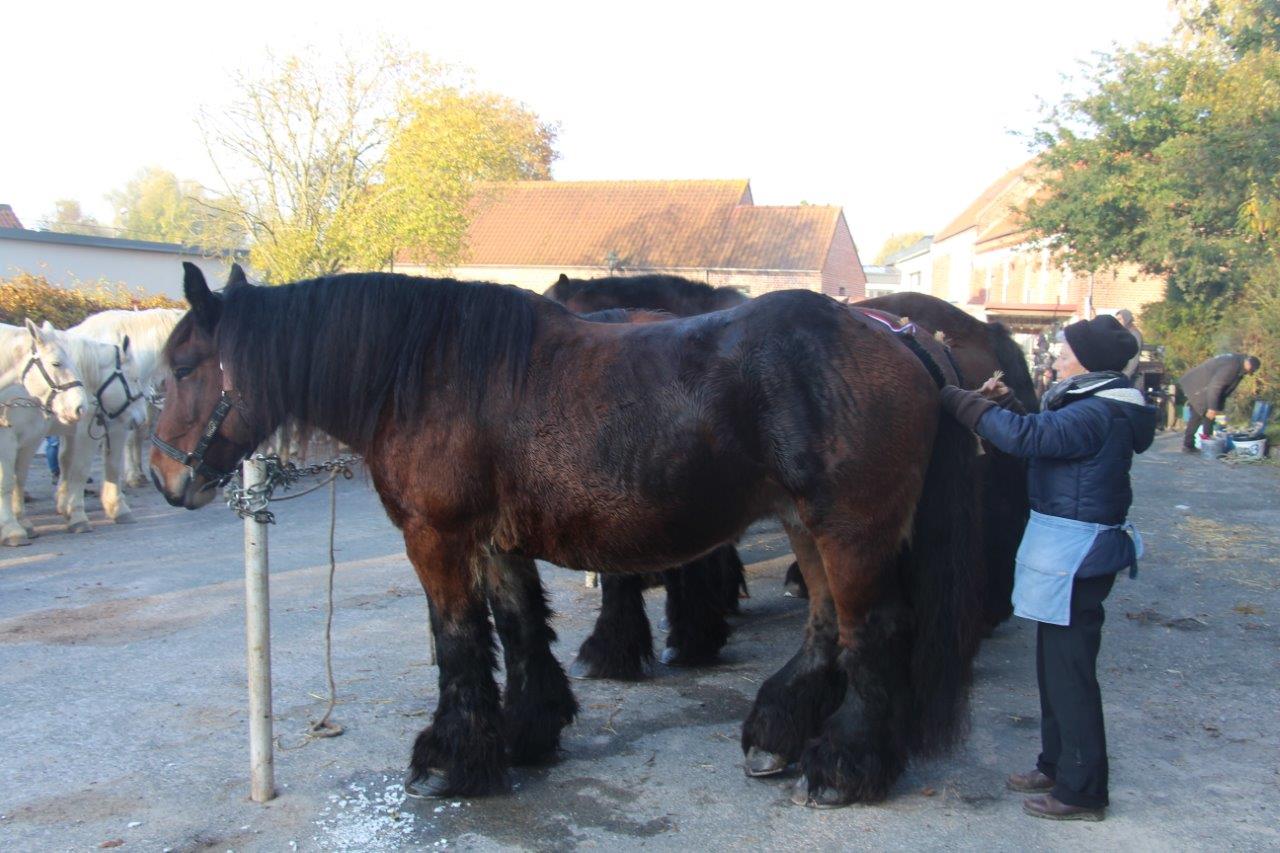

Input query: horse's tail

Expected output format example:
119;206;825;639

904;404;984;756
987;321;1038;414
982;321;1033;630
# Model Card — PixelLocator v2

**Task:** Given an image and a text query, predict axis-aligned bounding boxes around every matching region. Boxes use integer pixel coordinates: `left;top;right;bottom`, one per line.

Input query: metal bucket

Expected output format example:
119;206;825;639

1200;437;1227;459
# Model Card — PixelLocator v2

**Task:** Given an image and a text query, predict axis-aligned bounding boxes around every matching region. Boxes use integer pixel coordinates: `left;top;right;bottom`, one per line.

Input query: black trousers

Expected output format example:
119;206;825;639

1183;408;1208;449
1035;572;1116;809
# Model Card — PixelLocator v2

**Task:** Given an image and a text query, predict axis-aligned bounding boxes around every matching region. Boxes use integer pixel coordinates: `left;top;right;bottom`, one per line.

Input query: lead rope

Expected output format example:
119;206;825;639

309;475;343;738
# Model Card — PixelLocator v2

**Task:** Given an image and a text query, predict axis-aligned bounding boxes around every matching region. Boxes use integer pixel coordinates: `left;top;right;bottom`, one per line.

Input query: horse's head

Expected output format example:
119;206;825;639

21;320;88;426
62;326;149;431
149;263;256;509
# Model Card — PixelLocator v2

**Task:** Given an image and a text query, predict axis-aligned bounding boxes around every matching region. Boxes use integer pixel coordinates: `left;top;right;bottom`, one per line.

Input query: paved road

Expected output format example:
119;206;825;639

0;431;1277;851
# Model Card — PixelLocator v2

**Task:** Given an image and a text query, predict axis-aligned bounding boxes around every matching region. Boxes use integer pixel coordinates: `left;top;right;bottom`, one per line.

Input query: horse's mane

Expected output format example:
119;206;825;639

566;274;728;302
986;321;1039;413
72;308;184;354
168;273;545;449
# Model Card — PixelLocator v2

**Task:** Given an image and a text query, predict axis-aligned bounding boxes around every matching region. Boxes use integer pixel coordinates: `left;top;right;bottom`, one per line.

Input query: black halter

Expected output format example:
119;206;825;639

95;346;144;420
150;390;241;486
22;342;84;412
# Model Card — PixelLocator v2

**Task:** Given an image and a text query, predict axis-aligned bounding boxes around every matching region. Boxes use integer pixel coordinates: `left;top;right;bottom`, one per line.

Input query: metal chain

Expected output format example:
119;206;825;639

0;397;50;428
224;452;361;524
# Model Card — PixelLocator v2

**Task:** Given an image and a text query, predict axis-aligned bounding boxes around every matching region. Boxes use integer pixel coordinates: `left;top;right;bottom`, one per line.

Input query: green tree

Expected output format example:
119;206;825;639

873;232;927;265
1022;0;1280;404
107;166;245;247
43;199;111;237
201;46;556;283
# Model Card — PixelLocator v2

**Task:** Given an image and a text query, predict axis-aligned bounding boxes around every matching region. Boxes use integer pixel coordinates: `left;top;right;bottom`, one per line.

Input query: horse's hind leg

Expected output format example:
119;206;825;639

402;526;508;798
741;523;843;776
660;548;733;667
791;532;911;808
485;554;578;765
569;573;655;680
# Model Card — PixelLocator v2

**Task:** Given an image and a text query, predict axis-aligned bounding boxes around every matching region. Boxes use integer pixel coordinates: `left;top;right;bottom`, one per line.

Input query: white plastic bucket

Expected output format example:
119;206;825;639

1232;438;1268;459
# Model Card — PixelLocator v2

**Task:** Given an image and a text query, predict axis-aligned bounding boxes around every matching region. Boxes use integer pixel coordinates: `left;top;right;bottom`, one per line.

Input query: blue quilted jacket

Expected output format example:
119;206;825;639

974;373;1158;576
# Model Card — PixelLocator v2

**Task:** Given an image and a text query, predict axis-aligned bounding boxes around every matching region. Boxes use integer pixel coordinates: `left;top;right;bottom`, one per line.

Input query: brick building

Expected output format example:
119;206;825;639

926;160;1165;333
394;179;867;299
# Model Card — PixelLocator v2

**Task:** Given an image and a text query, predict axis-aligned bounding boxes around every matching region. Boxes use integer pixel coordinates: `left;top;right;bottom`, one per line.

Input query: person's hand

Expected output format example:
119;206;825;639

1205;409;1218;420
979;376;1010;400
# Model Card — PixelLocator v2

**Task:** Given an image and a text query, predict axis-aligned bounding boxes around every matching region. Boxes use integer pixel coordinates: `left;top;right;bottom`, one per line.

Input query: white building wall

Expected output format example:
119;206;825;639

0;234;236;301
894;251;932;294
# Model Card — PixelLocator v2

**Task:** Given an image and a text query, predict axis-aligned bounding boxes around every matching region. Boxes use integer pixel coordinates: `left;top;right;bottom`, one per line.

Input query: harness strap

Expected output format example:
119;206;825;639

22;344;84;411
150;391;239;485
94;346;144;420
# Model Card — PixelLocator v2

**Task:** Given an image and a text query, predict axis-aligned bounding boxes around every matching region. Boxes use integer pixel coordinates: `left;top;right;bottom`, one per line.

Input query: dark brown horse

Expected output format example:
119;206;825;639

151;264;982;808
550;275;753;678
858;291;1034;628
545;272;748;316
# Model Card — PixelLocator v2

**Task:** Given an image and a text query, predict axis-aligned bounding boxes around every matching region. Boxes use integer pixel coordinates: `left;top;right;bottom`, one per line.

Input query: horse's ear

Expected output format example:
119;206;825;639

24;318;41;343
557;273;569;283
121;334;131;356
183;262;221;331
225;263;249;292
41;320;56;333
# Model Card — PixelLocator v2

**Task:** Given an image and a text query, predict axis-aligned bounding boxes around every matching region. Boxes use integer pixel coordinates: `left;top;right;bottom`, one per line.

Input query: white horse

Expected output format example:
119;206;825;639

0;321;89;545
71;308;184;487
4;326;147;538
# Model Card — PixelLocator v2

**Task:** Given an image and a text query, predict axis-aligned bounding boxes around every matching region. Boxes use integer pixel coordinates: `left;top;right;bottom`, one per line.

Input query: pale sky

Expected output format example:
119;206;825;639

3;0;1176;262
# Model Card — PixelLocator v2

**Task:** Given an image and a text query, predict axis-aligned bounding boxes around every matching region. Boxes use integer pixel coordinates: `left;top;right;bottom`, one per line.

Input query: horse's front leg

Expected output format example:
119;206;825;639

741;523;843;776
485;554;578;764
100;425;135;524
12;436;40;538
402;525;508;798
569;572;654;680
124;421;148;488
56;428;92;533
0;431;30;546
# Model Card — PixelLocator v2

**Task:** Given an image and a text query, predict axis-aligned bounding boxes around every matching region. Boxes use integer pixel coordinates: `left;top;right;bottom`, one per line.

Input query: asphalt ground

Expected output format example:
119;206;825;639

0;430;1277;851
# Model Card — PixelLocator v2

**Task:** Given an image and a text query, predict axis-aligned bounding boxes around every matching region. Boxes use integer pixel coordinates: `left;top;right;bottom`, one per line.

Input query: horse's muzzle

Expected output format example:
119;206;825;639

150;466;219;510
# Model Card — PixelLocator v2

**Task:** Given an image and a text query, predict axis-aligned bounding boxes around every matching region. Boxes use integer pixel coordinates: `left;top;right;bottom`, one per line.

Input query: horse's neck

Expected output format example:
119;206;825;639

0;329;33;388
73;310;181;385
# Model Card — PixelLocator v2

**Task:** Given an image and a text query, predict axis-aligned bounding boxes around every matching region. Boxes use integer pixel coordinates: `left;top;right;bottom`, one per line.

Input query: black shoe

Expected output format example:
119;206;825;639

1007;769;1054;793
1181;446;1198;454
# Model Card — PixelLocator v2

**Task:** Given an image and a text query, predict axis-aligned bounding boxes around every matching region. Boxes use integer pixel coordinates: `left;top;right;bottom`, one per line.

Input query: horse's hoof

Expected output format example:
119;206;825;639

2;534;31;547
568;654;653;681
113;512;136;525
21;526;37;539
403;768;451;799
67;521;92;534
744;747;789;777
790;778;851;809
567;656;604;680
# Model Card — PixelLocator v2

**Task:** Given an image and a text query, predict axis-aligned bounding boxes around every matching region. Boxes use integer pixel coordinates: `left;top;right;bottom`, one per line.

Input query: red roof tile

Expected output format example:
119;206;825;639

400;180;843;273
0;204;23;229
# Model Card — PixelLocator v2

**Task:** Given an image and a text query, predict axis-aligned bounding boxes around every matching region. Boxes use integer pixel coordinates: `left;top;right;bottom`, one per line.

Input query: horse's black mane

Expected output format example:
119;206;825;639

558;274;724;301
170;273;544;449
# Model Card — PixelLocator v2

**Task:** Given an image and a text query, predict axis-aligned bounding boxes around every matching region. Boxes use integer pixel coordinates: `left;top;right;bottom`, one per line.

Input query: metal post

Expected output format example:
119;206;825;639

243;456;275;802
584;571;599;588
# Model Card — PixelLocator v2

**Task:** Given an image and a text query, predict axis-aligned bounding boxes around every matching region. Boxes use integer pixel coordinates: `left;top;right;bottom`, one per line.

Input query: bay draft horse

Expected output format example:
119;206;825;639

545;273;752;677
151;264;982;808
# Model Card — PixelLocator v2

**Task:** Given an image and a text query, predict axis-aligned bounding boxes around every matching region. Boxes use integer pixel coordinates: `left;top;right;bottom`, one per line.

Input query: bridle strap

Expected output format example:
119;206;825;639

150;391;240;485
22;343;84;412
94;346;144;420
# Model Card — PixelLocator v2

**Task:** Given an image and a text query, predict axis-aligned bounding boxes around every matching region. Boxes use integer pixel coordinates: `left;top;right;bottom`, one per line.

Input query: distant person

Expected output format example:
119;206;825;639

1034;366;1056;402
1115;309;1143;385
45;435;60;484
1178;354;1261;453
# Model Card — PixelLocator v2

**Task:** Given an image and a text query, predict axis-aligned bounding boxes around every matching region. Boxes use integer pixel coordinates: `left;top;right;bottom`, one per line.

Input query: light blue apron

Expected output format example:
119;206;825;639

1012;510;1144;626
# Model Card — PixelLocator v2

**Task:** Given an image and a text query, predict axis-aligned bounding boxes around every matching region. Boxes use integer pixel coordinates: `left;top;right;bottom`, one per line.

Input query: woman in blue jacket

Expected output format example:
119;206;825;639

941;314;1156;822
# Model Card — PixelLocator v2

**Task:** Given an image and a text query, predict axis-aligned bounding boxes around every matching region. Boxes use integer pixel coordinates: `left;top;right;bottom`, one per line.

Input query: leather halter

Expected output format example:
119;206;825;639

22;342;84;412
150;390;241;486
95;346;144;420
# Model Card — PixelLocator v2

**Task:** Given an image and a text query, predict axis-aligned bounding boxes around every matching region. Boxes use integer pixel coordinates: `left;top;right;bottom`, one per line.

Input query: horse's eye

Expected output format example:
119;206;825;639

173;366;194;381
52;362;64;369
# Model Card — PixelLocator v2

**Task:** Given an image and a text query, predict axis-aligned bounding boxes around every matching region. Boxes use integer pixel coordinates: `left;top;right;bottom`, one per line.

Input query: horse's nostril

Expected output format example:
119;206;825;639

75;405;84;417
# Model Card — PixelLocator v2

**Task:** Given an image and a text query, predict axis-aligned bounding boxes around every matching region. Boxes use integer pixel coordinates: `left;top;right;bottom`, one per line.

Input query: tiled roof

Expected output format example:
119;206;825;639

935;159;1042;245
0;205;22;230
719;206;841;271
405;180;842;272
